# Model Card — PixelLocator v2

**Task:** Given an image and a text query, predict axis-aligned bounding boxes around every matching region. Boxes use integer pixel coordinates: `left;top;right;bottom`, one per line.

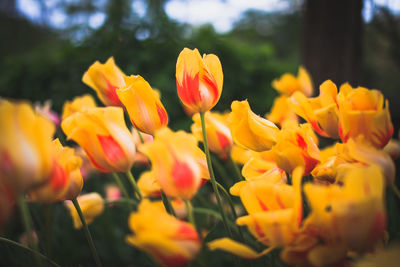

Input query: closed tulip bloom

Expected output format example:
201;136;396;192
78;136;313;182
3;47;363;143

337;84;393;148
65;193;104;229
272;123;320;175
0;100;55;191
139;128;209;200
29;139;83;203
176;48;223;113
240;151;286;182
82;57;126;106
117;75;168;135
228;100;279;152
137;170;161;198
289;80;339;138
266;96;298;127
62;94;97;120
272;66;313;97
126;200;201;267
304;165;386;252
191;112;233;157
62;107;136;173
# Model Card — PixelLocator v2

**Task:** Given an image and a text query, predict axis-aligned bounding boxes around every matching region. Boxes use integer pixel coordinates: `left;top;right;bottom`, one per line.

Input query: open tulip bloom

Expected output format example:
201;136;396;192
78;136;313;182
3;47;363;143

2;49;400;267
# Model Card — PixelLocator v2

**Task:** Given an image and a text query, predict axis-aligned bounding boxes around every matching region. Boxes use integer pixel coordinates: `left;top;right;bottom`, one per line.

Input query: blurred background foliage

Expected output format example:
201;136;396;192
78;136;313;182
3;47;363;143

1;0;400;266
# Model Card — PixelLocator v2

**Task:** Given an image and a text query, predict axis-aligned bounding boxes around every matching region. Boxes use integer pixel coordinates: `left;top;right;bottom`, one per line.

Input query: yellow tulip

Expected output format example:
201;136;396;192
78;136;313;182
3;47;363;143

139;128;209;200
82;57;126;106
272;123;320;175
61;107;136;173
137;170;161;198
62;94;97;120
289;80;339;138
266;96;298;127
0;100;55;191
65;193;104;229
304;165;386;252
230;145;254;165
228;100;279;152
176;48;223;113
126;199;201;267
191;112;233;157
272;66;313;97
117;75;168;135
29;139;83;203
337;83;393;148
241;151;286;182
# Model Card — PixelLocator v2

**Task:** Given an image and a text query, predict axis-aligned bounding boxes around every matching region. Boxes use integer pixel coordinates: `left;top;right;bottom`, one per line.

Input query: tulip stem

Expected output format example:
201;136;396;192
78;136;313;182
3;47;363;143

391;184;400;199
161;191;176;216
125;171;143;201
184;199;196;229
72;198;103;267
0;237;60;267
135;128;145;144
18;194;43;267
228;152;243;181
200;112;233;238
112;173;131;200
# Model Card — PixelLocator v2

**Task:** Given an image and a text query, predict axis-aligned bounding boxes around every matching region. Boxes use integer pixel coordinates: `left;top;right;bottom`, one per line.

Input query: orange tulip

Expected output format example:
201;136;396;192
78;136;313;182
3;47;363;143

337;83;393;148
139;128;209;200
266;96;298;127
0;100;55;191
117;75;168;135
191;112;233;157
82;57;126;106
272;123;320;175
126;200;201;267
176;48;223;113
62;107;136;173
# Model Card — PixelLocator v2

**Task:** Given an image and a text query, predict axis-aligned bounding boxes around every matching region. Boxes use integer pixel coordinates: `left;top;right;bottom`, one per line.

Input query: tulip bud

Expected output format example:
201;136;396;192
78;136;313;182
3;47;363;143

65;193;104;229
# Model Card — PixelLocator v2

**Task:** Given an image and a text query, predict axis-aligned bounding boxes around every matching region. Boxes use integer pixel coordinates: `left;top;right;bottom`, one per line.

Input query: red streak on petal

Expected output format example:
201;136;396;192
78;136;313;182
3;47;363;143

97;135;125;166
201;72;219;105
275;192;286;209
310;120;328;137
254;219;265;239
171;160;195;192
303;153;320;175
102;74;122;106
216;131;231;152
156;103;168;126
85;150;108;172
338;120;349;143
257;196;269;211
296;133;307;150
175;223;199;241
50;161;68;192
177;72;200;107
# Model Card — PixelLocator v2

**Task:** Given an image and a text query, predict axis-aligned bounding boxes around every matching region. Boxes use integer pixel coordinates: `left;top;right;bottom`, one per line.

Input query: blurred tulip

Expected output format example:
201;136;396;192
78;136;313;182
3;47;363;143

0;100;55;191
384;139;400;160
176;48;223;113
62;107;136;173
117;75;168;135
137;170;161;198
304;165;386;252
272;66;313;97
191;112;233;157
19;231;38;247
62;94;97;120
35;100;61;126
272;123;320;175
230;145;254;165
65;193;104;229
241;151;286;182
140;128;209;200
289;80;339;138
126;199;201;267
29;139;83;203
82;57;126;106
266;96;298;127
105;184;122;201
337;83;393;148
228;100;279;152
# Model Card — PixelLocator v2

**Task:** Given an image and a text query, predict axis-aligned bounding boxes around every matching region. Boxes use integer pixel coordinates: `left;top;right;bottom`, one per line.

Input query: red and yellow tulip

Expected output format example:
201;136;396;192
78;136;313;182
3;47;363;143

176;48;223;113
82;57;126;106
126;199;201;267
117;75;168;135
266;96;298;127
61;107;136;173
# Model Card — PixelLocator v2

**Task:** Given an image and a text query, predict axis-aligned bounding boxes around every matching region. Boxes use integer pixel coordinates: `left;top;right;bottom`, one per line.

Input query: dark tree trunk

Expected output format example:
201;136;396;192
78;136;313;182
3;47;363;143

301;0;363;90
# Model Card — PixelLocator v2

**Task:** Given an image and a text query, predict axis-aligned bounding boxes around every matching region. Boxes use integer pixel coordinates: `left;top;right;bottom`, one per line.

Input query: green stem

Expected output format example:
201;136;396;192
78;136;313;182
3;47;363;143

136;128;145;144
111;173;130;200
18;194;43;267
200;112;232;238
211;155;231;186
161;191;176;216
72;198;102;267
216;182;245;242
125;171;143;201
228;152;243;181
0;237;60;267
391;184;400;199
184;199;196;228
